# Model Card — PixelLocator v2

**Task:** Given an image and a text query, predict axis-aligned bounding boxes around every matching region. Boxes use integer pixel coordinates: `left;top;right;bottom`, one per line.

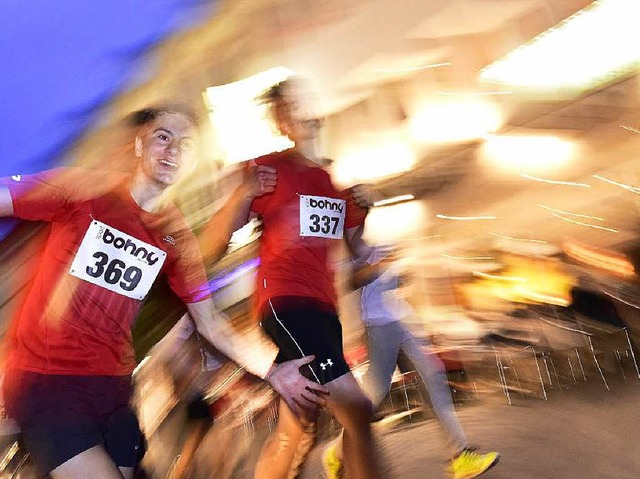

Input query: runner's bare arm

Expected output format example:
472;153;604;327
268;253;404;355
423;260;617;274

198;165;276;262
186;298;328;417
344;223;377;262
351;261;384;289
0;186;14;216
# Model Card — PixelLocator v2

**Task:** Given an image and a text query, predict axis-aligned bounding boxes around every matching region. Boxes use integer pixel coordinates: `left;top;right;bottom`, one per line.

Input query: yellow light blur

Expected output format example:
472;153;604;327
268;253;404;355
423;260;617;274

472;271;527;282
481;134;575;174
409;99;502;144
203;66;295;165
363;200;427;243
514;287;570;307
333;140;416;184
480;0;640;94
464;256;574;306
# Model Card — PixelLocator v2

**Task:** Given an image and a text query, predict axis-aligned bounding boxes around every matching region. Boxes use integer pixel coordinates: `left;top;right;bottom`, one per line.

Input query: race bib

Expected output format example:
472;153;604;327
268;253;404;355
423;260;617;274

299;195;346;239
69;220;167;300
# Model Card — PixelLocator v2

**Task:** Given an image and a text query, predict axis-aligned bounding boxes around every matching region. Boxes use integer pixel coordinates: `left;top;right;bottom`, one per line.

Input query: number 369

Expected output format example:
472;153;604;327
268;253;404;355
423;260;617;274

86;252;142;291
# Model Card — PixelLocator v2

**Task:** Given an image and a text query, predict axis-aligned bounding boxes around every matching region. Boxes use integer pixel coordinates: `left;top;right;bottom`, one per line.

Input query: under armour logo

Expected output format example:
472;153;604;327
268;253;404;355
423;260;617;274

320;359;333;370
163;235;176;245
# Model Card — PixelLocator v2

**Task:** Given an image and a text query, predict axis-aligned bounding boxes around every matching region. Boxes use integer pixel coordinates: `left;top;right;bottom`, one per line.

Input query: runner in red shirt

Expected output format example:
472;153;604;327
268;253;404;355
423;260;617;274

212;78;383;479
0;104;326;479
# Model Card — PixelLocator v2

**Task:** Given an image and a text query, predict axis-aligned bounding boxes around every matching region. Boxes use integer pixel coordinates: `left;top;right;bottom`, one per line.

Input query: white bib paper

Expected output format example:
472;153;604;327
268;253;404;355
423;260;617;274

299;195;346;239
69;220;167;300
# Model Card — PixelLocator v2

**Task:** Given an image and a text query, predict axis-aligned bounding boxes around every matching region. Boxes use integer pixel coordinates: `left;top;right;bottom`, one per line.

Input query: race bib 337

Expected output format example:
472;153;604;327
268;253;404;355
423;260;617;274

69;220;167;300
299;195;346;239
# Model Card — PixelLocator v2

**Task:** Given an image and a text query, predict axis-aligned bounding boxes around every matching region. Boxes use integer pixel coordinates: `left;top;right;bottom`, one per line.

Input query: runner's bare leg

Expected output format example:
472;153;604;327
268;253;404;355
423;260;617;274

325;372;381;479
50;445;129;479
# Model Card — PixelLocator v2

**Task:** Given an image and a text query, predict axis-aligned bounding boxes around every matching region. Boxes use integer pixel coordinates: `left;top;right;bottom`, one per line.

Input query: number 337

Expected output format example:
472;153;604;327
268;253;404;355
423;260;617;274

86;252;142;291
309;214;339;235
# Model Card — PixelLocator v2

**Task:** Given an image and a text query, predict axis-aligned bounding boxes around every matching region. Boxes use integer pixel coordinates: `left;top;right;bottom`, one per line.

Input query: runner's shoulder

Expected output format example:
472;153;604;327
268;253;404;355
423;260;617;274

252;149;292;168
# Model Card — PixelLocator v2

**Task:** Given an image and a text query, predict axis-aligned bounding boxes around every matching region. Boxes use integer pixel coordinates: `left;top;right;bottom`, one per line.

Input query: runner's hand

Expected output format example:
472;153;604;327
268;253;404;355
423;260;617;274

350;184;381;209
266;356;329;418
243;164;277;199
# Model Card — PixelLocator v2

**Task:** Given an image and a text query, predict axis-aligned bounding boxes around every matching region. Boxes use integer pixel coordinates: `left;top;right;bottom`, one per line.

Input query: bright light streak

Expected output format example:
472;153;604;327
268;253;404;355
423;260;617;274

228;218;261;251
473;271;527;282
564;240;634;276
515;287;570;306
593;174;640;194
0;442;19;471
538;204;604;221
334;141;416;183
480;0;640;93
374;62;451;73
620;124;640;134
520;173;591;187
603;291;640;308
441;254;495;260
402;235;444;241
364;201;427;242
552;213;618;233
489;233;548;243
482;135;575;173
373;194;415;207
132;356;150;376
409;99;502;144
436;90;512;96
204;66;295;164
437;214;497;221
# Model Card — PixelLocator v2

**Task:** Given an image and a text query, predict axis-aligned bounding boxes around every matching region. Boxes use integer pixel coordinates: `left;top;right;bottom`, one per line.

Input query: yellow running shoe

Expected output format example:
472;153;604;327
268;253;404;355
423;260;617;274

322;444;344;479
447;448;500;479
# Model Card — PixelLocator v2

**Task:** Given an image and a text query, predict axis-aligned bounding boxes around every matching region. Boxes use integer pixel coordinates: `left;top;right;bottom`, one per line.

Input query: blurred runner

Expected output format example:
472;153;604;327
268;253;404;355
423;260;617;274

205;77;384;479
323;245;500;479
139;313;253;479
0;104;326;479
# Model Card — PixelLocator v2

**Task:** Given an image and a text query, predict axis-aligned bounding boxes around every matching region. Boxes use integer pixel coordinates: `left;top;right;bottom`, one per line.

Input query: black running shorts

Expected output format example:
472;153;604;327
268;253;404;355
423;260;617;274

260;296;351;385
4;370;141;475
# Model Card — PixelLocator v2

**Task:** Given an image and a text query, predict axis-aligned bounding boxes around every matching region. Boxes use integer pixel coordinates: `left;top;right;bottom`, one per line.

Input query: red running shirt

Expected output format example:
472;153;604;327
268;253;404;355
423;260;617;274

4;168;208;376
250;151;367;313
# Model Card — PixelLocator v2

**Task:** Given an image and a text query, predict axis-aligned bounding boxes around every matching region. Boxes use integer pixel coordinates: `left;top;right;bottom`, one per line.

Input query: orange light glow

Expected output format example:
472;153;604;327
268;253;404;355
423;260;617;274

563;240;635;278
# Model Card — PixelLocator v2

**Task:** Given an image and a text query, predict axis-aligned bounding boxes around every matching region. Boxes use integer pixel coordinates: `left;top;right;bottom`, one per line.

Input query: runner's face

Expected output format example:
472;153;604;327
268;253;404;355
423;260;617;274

273;83;322;143
135;112;198;186
275;101;322;143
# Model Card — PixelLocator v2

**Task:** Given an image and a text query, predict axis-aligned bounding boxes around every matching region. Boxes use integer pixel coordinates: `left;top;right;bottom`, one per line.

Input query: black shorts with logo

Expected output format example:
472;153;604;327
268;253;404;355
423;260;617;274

3;369;141;475
260;296;351;385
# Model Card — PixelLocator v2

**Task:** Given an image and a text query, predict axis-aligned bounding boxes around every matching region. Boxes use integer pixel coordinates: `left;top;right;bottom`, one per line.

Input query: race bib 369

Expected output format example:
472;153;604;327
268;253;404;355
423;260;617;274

299;195;346;239
69;220;167;300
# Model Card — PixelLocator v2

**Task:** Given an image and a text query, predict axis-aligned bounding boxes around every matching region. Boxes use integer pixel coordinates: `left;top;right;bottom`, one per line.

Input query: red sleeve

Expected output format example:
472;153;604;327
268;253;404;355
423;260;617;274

4;168;76;222
250;195;268;216
248;155;275;216
165;224;210;304
342;188;368;229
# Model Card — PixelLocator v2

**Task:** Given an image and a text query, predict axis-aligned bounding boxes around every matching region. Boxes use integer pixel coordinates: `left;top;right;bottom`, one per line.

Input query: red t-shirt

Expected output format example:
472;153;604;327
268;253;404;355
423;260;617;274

4;168;208;376
250;151;367;313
